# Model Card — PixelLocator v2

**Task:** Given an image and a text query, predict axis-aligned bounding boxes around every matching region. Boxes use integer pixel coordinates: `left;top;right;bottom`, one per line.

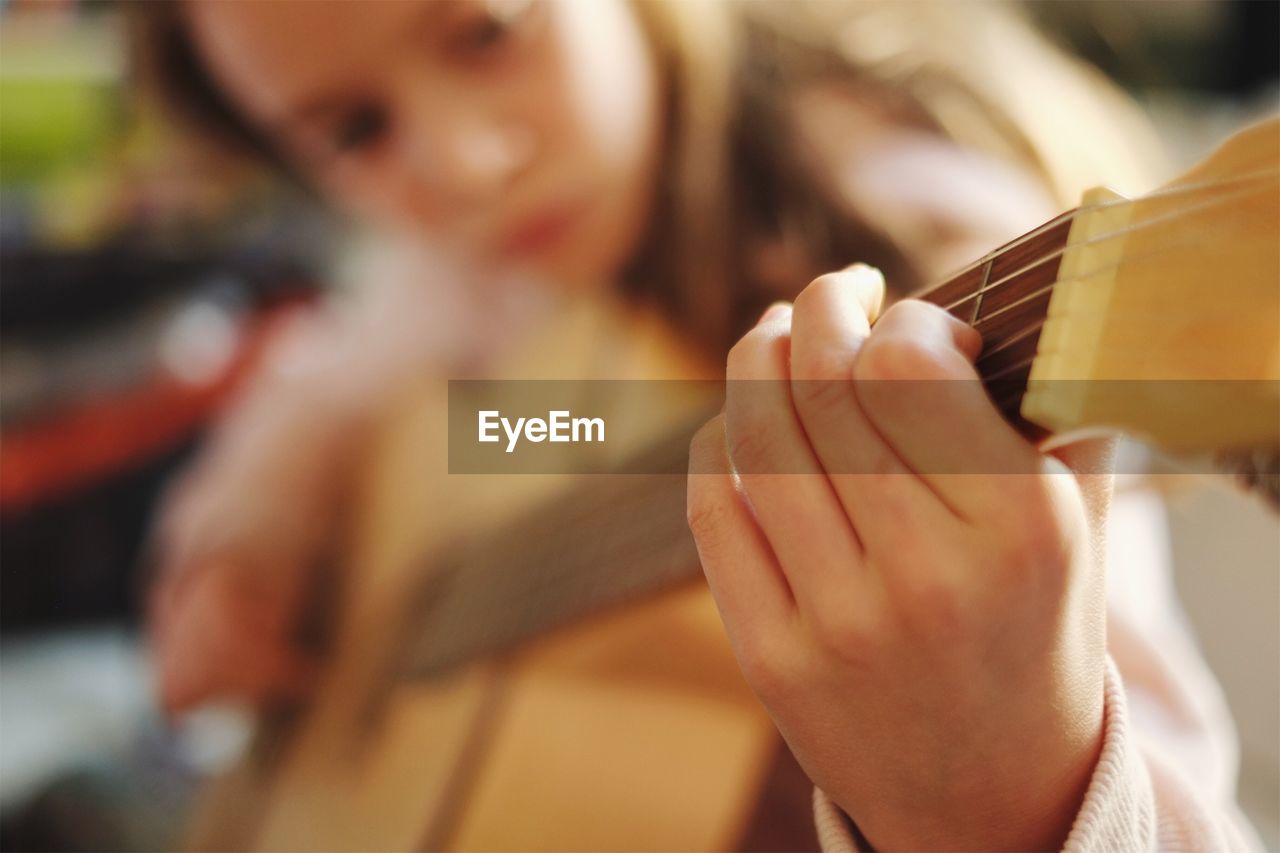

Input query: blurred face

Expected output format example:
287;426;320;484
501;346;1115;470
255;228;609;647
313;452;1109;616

185;0;664;287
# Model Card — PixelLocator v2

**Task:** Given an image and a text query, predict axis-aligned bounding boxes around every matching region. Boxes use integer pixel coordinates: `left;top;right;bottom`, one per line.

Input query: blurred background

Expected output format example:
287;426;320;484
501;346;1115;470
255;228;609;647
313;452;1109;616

0;1;1277;850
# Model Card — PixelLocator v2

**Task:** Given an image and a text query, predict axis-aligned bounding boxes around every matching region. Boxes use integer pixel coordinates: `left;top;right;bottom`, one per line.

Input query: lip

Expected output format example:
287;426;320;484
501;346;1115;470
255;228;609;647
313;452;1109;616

496;198;586;260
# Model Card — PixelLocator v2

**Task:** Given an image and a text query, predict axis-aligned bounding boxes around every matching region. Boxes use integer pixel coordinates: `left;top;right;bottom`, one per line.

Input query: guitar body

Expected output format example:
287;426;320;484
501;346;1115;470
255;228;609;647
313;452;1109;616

187;298;791;851
245;590;777;852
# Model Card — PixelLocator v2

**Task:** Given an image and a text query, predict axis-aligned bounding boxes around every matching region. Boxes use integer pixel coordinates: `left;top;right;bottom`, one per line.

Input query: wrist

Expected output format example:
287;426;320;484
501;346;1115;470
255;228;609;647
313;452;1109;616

844;694;1106;851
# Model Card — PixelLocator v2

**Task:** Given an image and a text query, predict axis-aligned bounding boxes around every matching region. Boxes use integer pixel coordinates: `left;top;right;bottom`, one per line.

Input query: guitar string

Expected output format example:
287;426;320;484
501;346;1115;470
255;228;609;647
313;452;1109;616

969;176;1277;380
979;254;1280;381
930;166;1280;289
974;318;1047;362
940;200;1275;388
982;353;1044;383
941;175;1277;317
941;165;1279;281
964;179;1277;319
967;181;1277;340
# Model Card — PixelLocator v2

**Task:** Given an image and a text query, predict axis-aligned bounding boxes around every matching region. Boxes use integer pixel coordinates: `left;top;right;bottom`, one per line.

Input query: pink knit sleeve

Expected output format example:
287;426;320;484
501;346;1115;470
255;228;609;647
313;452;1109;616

1064;653;1261;852
813;660;1258;852
813;786;858;853
810;663;1150;852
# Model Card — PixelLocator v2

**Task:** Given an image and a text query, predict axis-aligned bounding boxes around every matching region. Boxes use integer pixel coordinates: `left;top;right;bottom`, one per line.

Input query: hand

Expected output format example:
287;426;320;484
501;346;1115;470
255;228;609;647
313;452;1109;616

147;246;513;715
147;442;335;715
148;315;362;714
687;265;1114;851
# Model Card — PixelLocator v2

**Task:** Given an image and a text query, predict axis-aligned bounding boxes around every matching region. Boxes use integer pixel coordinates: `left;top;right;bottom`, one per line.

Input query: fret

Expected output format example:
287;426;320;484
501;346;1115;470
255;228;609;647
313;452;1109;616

924;264;989;323
917;213;1073;345
916;210;1075;434
969;259;993;325
976;287;1054;374
975;260;1058;323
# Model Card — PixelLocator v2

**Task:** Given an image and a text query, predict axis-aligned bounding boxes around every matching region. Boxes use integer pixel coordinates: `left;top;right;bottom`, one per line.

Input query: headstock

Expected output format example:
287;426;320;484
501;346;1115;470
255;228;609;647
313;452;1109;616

1021;118;1279;457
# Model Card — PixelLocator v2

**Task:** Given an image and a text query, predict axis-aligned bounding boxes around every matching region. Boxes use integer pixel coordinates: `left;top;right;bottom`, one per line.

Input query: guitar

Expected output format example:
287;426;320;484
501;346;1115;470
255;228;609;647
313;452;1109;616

185;118;1278;851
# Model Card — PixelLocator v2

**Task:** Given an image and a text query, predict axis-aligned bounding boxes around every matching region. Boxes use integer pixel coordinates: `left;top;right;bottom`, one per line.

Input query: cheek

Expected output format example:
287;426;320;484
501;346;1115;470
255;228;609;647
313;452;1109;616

320;162;445;236
546;0;660;187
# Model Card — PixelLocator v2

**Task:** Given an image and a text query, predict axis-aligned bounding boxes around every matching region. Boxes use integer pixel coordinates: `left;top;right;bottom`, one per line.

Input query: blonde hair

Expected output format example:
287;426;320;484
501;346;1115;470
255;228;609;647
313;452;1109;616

131;0;1163;355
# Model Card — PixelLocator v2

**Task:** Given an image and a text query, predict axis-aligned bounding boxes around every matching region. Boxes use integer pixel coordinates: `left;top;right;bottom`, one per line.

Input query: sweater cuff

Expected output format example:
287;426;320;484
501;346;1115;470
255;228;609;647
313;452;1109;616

812;659;1151;853
813;785;862;853
1063;658;1156;852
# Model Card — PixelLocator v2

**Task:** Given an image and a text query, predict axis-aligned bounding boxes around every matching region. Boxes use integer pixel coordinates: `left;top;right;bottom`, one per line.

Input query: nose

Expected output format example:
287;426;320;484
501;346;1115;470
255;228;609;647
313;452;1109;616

402;107;537;208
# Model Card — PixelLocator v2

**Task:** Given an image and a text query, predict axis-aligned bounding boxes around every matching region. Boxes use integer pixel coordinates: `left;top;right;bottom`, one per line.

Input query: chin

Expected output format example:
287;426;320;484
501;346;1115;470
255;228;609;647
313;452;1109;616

539;230;636;292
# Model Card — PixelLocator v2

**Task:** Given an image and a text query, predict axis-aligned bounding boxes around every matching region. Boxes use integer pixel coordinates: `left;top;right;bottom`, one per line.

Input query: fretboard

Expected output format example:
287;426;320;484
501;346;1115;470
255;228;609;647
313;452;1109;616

392;213;1077;682
917;210;1075;430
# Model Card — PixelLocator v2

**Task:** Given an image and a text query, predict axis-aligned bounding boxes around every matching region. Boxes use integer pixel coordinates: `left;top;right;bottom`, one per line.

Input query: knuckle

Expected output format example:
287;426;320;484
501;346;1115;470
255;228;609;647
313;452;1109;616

725;417;785;474
810;604;877;665
855;320;936;379
857;330;948;383
791;365;854;416
917;592;968;645
793;333;857;380
727;323;787;380
838;449;904;481
686;495;731;544
988;502;1074;591
866;449;905;479
890;569;968;641
734;633;794;701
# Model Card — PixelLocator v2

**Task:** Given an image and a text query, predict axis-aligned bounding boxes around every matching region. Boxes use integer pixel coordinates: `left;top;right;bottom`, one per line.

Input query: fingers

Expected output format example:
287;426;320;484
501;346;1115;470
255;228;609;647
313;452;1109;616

788;267;946;553
152;563;316;714
851;299;1045;520
723;305;866;612
687;416;793;638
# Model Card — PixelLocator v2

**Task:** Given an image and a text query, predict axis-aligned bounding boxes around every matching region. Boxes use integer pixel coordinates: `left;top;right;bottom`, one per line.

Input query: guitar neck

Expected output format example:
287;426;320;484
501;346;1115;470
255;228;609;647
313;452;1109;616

915;211;1077;431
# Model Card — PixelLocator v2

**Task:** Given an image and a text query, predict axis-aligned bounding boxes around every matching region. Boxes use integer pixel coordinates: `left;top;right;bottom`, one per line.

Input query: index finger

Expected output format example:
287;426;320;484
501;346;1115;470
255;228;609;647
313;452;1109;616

852;300;1047;520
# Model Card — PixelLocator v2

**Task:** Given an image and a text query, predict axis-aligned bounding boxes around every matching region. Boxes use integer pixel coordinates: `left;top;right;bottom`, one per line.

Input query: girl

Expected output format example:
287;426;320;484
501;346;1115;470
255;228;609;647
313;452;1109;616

134;1;1255;848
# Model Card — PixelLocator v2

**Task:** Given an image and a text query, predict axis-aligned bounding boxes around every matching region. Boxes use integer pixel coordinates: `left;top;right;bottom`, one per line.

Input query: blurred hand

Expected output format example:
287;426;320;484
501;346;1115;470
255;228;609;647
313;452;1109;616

148;312;359;713
687;266;1114;851
146;238;549;714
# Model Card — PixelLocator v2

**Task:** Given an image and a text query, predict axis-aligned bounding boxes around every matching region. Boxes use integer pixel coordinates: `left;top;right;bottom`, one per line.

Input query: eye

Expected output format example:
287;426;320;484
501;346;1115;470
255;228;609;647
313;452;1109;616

448;0;535;61
332;104;389;154
458;14;508;52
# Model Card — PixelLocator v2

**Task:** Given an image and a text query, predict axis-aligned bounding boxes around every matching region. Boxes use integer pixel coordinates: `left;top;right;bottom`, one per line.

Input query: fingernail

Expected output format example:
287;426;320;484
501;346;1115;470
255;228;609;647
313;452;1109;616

840;263;886;319
758;302;791;325
841;262;882;282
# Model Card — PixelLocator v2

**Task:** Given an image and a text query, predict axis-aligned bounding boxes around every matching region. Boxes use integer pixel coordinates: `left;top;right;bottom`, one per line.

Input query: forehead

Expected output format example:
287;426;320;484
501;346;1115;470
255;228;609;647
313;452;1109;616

184;0;439;123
